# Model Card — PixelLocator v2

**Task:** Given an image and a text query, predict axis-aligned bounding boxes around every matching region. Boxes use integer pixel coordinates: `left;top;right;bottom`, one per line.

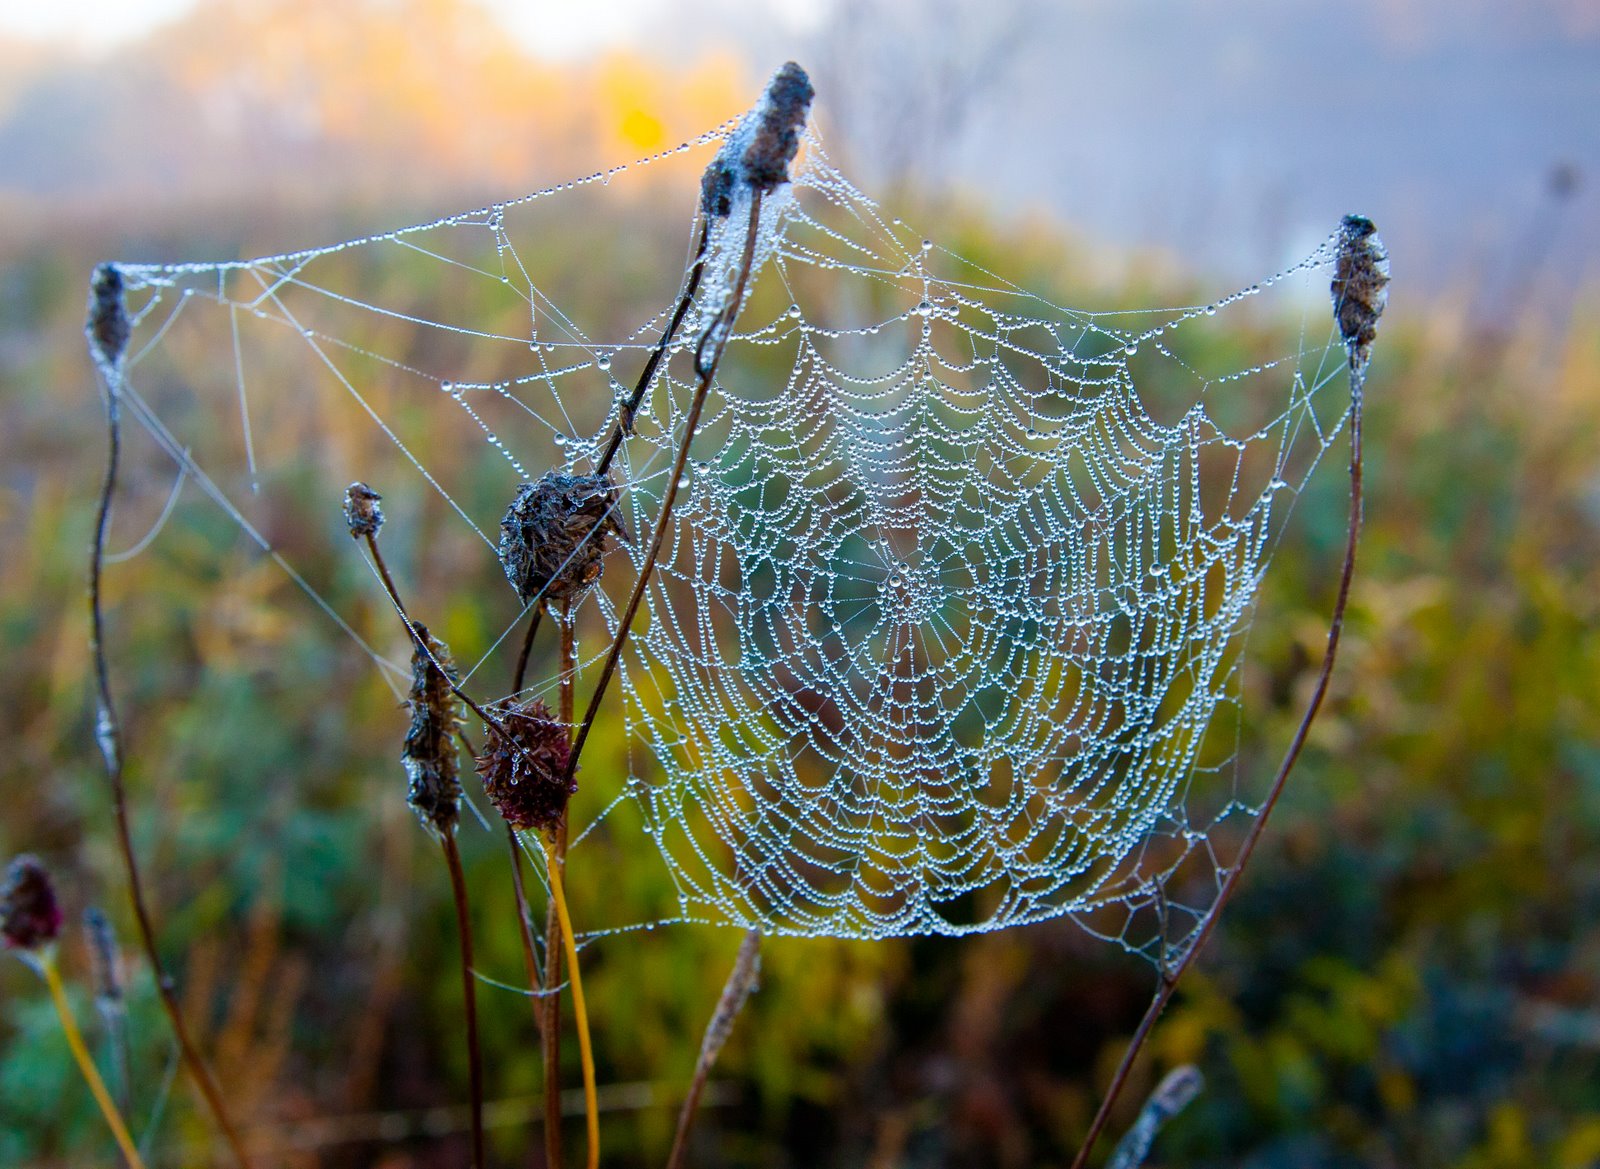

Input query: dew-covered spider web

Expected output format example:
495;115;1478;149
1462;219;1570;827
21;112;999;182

97;109;1359;966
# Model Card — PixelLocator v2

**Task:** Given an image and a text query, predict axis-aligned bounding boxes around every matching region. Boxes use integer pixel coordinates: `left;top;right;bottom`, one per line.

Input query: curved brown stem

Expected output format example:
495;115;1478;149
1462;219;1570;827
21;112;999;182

596;221;712;477
512;604;544;697
542;603;576;1169
1069;369;1365;1169
89;342;255;1168
440;834;485;1169
566;192;764;782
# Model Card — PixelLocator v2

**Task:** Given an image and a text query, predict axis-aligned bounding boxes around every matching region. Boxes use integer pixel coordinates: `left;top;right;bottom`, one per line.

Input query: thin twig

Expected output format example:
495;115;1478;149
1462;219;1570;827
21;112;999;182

542;834;600;1169
665;929;761;1169
43;956;148;1169
440;834;486;1169
508;824;548;1044
596;220;713;477
1069;363;1366;1169
87;274;255;1169
543;604;575;1169
511;604;544;697
565;191;765;782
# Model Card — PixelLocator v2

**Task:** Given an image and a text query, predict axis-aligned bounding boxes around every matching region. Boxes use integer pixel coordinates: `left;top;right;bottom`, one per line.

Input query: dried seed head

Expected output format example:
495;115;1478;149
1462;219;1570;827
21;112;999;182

700;61;814;218
343;481;384;539
2;855;63;953
86;262;132;371
474;698;576;834
1331;215;1389;370
743;62;813;193
403;623;462;836
498;471;628;608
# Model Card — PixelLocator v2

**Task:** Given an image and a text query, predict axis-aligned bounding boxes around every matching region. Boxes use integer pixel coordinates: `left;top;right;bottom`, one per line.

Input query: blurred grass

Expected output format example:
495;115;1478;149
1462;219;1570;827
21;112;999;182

1;185;1597;1169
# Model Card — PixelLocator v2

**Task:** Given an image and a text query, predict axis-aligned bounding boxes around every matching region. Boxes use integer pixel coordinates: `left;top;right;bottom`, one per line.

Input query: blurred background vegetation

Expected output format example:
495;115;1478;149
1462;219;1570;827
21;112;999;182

1;1;1598;1167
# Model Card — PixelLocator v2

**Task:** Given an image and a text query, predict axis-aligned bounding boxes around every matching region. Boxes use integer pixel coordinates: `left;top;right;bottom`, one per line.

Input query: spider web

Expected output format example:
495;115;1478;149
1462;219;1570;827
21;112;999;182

98;113;1356;965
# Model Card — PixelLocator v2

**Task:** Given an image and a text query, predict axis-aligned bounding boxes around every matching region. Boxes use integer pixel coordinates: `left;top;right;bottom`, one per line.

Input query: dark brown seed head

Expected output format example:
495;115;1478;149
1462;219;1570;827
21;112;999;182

87;262;131;371
1331;215;1389;370
474;698;576;835
700;61;814;218
742;62;814;194
343;482;384;539
403;623;462;836
2;855;63;953
498;471;628;608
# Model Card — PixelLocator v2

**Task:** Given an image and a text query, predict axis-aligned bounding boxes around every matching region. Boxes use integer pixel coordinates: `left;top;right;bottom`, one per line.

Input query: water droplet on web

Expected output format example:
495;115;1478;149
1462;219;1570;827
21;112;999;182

1205;305;1217;316
441;380;456;393
677;474;691;489
596;353;611;371
788;303;802;318
921;239;933;252
554;434;567;446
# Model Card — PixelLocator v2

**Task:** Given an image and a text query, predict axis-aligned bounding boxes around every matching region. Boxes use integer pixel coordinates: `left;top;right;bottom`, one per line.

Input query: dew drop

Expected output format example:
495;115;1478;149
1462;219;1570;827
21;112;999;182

921;238;933;252
788;303;802;318
596;353;612;371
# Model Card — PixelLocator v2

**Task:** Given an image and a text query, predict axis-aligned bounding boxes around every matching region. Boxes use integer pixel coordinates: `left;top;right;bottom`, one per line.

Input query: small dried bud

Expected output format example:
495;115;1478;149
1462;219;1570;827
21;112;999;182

87;263;132;371
343;482;384;538
403;623;462;836
700;61;814;218
1331;215;1389;370
2;855;63;953
498;471;628;608
474;699;576;834
742;62;813;193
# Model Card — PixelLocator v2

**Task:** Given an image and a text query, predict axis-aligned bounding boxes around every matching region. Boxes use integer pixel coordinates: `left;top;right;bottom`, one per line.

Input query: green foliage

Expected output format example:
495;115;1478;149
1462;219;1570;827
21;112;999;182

1;191;1597;1167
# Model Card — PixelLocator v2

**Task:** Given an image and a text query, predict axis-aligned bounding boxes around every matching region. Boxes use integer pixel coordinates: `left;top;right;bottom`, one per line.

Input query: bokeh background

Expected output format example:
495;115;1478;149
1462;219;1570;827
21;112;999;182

2;1;1598;1166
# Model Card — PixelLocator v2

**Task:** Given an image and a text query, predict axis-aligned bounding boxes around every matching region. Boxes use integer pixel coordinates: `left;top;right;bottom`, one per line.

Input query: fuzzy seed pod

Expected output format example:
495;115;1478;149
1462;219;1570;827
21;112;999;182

700;61;814;218
403;623;462;836
86;263;131;371
1331;215;1389;370
2;855;63;953
742;62;814;193
498;471;627;608
343;482;384;538
474;699;576;834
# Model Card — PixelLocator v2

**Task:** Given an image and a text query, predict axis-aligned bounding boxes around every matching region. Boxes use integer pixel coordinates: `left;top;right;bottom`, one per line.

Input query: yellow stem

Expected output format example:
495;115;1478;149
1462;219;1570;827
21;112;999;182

542;834;599;1169
42;957;148;1169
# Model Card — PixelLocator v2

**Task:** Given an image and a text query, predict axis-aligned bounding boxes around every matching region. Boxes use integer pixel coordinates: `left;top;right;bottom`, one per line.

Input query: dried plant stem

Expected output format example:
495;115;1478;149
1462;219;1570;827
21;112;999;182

90;350;254;1169
42;957;147;1169
566;192;764;780
1069;372;1364;1169
361;533;509;739
440;834;486;1169
512;603;544;697
543;605;575;1169
665;929;762;1169
596;220;713;477
507;825;547;1045
541;834;599;1169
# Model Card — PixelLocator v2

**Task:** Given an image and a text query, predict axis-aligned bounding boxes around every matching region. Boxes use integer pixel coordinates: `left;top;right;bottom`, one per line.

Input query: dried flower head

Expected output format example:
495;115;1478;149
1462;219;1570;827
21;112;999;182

474;699;576;834
742;62;813;193
86;263;131;371
700;61;814;218
343;481;384;538
403;623;462;836
498;471;628;607
1331;215;1389;370
2;855;63;953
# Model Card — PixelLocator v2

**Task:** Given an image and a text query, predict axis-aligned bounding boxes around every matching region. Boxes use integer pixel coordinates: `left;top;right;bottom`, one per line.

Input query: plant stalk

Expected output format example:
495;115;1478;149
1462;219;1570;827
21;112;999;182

43;956;148;1169
1069;366;1365;1169
542;834;599;1169
89;317;255;1169
440;833;486;1169
565;191;764;782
